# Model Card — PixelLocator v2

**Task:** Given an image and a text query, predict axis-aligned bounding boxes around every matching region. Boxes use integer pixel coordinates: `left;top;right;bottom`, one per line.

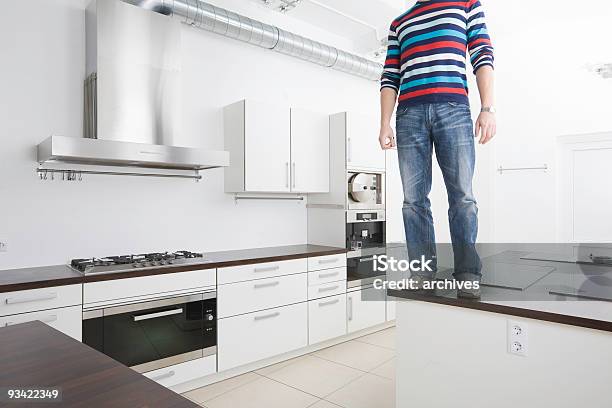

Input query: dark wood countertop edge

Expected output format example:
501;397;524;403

1;246;347;291
388;289;612;334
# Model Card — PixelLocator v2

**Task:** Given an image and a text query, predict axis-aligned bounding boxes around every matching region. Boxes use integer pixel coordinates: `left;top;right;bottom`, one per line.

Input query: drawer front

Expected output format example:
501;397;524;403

218;302;307;371
218;258;307;285
144;355;216;388
308;267;347;286
0;305;82;340
218;273;307;318
84;269;216;306
308;254;346;272
308;294;347;344
308;281;345;301
0;285;81;317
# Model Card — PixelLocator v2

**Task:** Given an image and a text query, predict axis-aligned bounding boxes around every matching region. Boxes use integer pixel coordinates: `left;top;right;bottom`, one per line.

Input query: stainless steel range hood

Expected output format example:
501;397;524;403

37;0;229;172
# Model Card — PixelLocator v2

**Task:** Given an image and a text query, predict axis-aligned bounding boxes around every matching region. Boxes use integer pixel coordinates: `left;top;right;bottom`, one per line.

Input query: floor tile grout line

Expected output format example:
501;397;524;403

308;353;371;373
257;372;336;402
353;338;396;351
184;372;264;404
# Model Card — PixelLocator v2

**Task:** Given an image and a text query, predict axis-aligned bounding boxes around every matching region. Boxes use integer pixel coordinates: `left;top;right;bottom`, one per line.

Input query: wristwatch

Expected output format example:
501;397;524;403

481;106;497;114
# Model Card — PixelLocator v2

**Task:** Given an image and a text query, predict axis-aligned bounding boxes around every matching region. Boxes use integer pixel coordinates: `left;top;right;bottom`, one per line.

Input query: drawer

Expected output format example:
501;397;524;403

0;305;82;340
308;267;347;286
308;294;347;344
308;281;345;301
308;254;346;271
218;273;307;318
0;285;81;317
218;302;307;371
84;269;216;306
218;258;307;285
144;355;216;388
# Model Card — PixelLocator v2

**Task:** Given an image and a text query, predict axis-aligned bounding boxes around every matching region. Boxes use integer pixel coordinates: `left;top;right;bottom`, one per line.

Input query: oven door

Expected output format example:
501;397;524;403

83;292;216;373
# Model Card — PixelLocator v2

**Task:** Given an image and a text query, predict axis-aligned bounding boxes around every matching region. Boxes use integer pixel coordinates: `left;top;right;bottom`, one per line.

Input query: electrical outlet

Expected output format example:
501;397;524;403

507;320;528;356
0;239;7;252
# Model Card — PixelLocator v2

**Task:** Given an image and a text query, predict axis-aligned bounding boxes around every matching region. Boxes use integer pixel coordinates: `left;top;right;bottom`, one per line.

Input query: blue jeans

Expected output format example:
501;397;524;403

395;102;482;282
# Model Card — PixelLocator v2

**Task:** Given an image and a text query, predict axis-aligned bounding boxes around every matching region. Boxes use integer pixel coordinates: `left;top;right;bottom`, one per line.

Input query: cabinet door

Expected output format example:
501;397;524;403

347;287;386;333
0;305;82;340
290;108;330;193
245;101;291;192
346;113;385;171
308;294;347;344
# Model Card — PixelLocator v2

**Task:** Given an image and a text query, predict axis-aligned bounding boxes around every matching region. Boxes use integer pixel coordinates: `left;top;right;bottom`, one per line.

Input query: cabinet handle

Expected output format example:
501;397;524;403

253;281;280;289
319;271;340;279
4;315;58;327
319;299;340;307
254;311;280;321
133;308;183;322
318;258;339;264
348;296;353;321
150;370;176;382
254;265;280;273
285;162;289;188
292;162;296;189
5;292;58;305
347;138;352;162
318;285;339;293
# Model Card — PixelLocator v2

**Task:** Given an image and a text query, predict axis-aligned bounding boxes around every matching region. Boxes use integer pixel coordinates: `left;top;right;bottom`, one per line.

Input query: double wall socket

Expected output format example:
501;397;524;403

507;320;528;356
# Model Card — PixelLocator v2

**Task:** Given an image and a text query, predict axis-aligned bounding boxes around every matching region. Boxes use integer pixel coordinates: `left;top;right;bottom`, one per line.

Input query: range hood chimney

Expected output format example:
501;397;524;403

37;0;229;172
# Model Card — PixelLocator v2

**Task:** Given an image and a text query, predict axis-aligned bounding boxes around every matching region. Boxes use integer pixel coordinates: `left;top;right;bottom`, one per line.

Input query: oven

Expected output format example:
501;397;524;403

82;292;216;373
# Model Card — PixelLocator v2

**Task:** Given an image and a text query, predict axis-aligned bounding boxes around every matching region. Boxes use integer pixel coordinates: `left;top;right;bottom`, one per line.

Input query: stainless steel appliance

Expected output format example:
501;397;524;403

82;292;216;373
70;251;207;275
347;171;384;210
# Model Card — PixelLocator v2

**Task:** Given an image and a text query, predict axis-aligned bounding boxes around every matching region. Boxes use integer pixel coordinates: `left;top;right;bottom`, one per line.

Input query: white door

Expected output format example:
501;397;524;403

245;100;291;192
346;113;385;171
290;108;329;193
347;287;386;333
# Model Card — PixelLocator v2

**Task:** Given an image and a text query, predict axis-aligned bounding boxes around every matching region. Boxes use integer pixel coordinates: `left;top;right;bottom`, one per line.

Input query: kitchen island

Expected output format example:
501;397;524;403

389;250;612;408
0;321;198;407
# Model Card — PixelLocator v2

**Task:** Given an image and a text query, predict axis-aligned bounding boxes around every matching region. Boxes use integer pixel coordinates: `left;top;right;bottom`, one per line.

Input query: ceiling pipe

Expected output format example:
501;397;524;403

121;0;383;81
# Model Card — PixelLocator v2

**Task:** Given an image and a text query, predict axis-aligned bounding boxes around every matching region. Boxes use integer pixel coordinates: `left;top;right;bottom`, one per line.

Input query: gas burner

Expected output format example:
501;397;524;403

70;251;205;274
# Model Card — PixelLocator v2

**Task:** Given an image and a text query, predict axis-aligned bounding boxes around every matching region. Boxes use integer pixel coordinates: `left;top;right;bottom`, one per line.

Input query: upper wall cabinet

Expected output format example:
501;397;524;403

224;100;329;194
342;112;386;171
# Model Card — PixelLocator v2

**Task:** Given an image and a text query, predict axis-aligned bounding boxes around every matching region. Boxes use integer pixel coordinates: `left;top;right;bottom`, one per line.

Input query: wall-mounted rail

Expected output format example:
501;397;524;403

36;168;202;181
233;195;305;204
497;164;548;175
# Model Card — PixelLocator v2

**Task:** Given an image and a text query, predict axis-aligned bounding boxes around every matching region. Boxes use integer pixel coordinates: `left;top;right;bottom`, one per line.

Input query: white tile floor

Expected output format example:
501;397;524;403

183;327;396;408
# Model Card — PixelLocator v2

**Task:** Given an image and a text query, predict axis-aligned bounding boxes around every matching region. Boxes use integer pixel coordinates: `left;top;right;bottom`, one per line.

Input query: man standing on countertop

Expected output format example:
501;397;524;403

379;0;496;298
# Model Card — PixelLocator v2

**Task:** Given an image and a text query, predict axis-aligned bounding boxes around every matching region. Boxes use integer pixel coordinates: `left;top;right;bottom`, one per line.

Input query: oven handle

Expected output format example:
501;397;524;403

133;308;183;322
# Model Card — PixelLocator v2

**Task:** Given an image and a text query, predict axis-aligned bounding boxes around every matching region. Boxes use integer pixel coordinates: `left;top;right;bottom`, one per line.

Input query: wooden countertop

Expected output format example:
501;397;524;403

0;244;347;292
0;321;197;408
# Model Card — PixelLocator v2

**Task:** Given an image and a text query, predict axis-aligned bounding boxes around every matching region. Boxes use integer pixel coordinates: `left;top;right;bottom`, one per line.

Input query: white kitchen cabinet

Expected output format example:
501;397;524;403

290;108;330;193
345;112;385;171
308;254;347;271
224;100;329;193
144;355;216;388
0;285;81;317
0;305;82;340
217;258;307;285
218;302;308;371
217;273;307;318
307;267;347;286
347;287;386;333
308;294;347;344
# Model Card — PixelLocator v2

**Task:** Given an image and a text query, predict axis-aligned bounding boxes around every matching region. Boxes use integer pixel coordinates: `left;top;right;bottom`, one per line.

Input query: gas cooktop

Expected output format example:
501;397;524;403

71;251;206;275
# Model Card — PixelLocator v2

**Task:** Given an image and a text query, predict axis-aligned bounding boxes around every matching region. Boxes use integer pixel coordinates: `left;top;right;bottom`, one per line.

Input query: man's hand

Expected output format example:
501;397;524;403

475;111;496;145
379;124;396;150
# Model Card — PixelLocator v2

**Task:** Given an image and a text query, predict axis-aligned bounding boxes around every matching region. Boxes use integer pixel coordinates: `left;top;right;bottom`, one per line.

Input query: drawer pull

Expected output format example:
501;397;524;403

4;315;58;327
318;299;340;307
318;258;339;264
348;297;353;321
253;281;280;289
150;370;176;382
4;292;58;305
318;285;340;293
254;266;280;273
133;308;183;322
254;311;280;321
319;271;340;279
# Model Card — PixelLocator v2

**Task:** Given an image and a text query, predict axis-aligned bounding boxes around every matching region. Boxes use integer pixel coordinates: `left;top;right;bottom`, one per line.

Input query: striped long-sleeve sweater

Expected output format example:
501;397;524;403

381;0;494;107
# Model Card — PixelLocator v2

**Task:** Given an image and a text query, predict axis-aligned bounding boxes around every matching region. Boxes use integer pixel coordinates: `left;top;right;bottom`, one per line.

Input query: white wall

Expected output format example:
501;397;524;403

396;300;612;408
484;0;612;242
0;0;379;269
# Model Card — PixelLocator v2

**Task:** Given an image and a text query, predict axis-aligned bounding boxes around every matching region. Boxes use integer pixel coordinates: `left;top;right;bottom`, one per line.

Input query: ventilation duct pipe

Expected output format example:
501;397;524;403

122;0;383;81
